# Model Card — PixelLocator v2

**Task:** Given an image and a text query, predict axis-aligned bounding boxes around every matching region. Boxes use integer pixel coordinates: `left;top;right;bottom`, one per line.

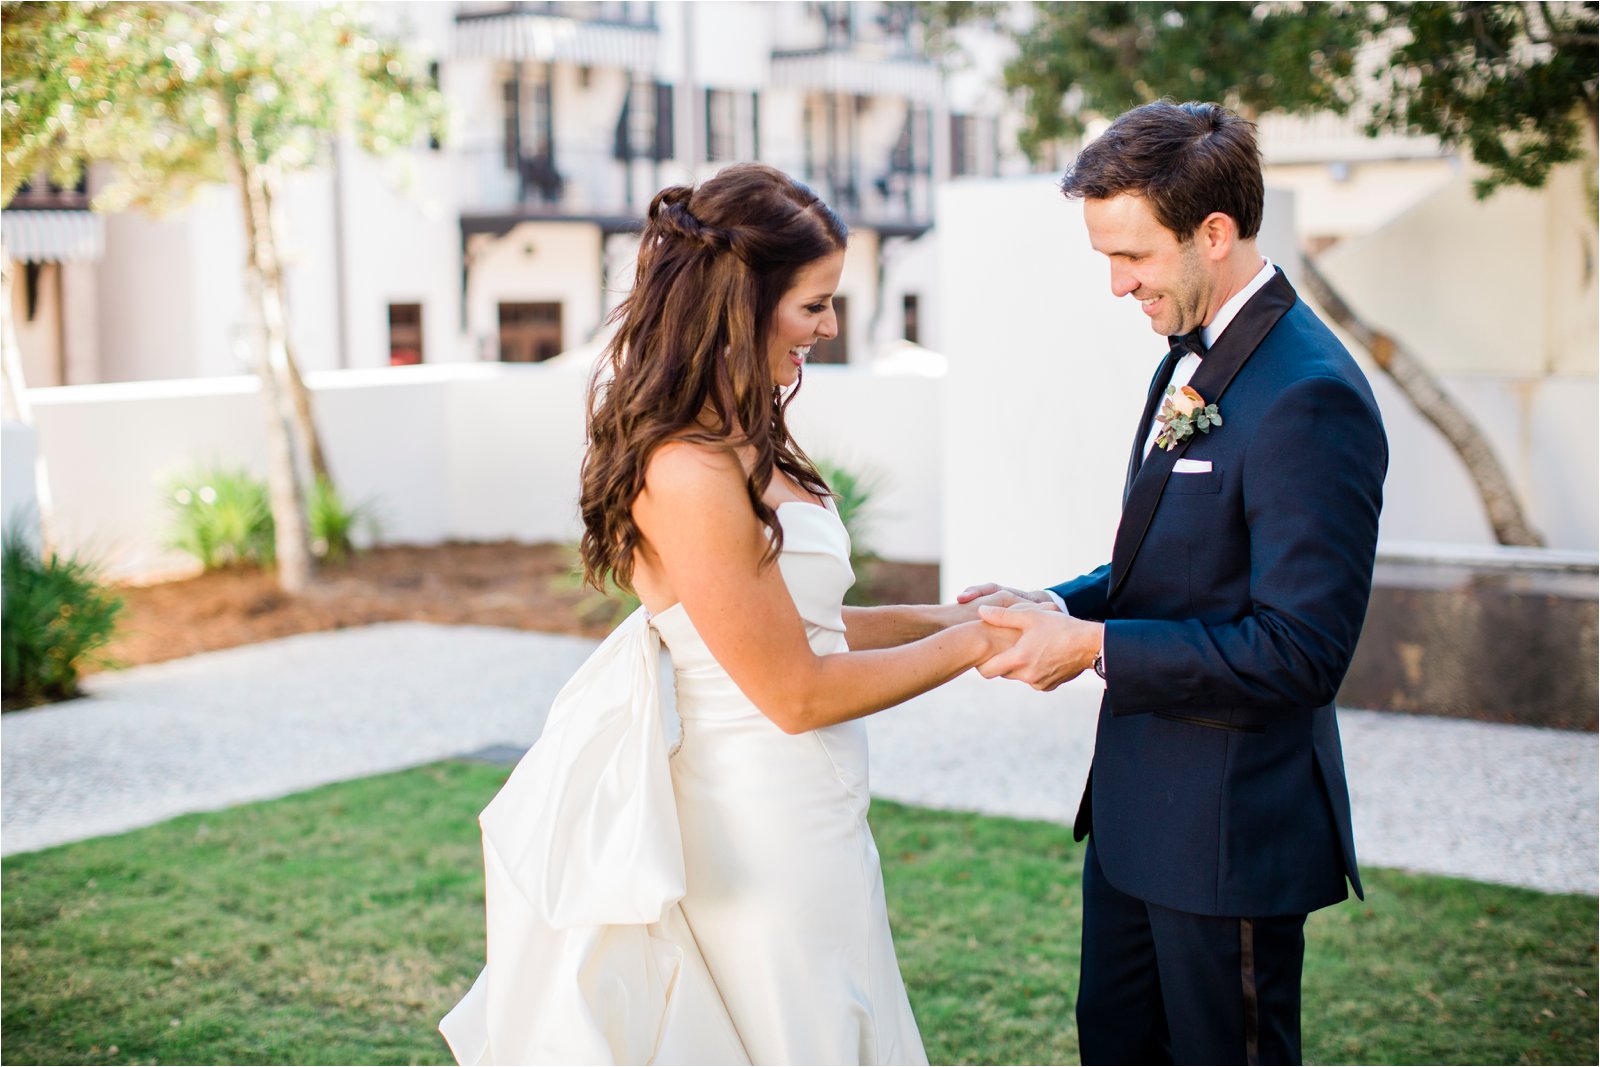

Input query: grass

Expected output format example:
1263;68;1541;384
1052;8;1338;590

3;764;1594;1066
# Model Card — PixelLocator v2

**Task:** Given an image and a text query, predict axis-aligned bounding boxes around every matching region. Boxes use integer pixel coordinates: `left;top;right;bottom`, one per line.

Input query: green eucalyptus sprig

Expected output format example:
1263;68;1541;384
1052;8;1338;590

1155;385;1223;452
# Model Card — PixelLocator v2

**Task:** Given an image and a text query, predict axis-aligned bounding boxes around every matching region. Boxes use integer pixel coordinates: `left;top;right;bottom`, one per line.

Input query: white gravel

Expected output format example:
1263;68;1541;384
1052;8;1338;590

4;623;1595;897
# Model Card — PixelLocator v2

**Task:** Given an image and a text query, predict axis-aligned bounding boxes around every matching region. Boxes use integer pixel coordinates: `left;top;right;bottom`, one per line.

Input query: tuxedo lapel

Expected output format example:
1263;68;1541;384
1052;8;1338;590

1123;346;1184;506
1108;270;1298;601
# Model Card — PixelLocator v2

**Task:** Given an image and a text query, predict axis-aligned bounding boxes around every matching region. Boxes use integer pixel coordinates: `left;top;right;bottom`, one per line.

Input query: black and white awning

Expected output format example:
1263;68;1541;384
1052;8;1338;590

769;51;941;104
454;12;658;71
0;210;105;263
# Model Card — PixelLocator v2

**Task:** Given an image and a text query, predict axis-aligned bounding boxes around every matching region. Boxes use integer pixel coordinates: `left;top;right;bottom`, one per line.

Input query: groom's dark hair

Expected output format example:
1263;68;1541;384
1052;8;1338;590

1060;100;1263;241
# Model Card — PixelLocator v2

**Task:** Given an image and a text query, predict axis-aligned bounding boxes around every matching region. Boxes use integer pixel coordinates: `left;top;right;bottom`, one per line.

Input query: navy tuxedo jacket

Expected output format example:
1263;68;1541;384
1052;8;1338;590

1050;270;1386;918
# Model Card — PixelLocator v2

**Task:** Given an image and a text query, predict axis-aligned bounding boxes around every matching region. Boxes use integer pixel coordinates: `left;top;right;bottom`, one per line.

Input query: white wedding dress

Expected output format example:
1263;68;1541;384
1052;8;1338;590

440;501;927;1066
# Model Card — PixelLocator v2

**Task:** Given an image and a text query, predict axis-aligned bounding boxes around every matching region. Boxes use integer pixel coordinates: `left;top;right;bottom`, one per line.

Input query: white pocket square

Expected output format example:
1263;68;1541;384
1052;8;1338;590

1173;459;1213;473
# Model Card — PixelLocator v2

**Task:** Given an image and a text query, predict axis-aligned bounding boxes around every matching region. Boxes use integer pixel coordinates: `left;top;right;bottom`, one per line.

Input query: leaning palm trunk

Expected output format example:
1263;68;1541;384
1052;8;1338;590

232;113;315;592
0;237;57;554
1299;253;1543;547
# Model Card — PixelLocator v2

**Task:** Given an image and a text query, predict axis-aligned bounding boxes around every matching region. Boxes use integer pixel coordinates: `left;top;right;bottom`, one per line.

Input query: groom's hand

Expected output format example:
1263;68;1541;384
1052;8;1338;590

975;605;1103;691
957;582;1056;606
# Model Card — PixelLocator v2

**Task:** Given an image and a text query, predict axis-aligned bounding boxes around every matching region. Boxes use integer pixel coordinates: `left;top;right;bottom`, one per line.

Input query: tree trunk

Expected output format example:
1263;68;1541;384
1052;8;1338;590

1298;253;1544;547
233;125;316;592
258;178;333;487
0;237;58;556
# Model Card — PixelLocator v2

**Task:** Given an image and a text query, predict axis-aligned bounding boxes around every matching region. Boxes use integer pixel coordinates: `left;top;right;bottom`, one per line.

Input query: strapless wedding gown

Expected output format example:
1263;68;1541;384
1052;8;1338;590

440;501;927;1066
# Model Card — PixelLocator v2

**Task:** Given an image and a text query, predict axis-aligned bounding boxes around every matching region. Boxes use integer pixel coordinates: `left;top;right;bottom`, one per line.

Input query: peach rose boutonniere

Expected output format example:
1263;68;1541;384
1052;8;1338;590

1155;384;1223;452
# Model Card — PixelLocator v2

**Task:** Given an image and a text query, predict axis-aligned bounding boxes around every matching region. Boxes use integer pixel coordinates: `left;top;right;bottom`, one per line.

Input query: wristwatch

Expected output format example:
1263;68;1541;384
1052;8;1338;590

1092;650;1107;680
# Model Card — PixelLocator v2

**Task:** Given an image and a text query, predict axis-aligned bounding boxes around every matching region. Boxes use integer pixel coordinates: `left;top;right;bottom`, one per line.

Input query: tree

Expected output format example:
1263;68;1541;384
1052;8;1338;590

1;1;443;588
939;1;1599;546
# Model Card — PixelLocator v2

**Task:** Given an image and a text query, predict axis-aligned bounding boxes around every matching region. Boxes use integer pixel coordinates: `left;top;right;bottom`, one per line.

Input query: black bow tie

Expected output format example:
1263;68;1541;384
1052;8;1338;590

1169;330;1208;358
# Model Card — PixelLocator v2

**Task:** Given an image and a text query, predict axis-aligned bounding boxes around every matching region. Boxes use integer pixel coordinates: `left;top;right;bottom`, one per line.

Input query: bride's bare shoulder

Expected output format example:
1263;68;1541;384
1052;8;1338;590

638;440;747;518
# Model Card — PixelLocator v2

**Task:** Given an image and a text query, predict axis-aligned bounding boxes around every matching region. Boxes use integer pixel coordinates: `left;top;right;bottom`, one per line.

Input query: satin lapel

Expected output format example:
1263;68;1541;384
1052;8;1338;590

1123;347;1183;507
1107;271;1298;601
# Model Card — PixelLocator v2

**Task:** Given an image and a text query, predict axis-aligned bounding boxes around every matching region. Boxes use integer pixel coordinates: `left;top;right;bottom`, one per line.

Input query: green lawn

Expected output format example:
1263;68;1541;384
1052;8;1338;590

3;762;1594;1065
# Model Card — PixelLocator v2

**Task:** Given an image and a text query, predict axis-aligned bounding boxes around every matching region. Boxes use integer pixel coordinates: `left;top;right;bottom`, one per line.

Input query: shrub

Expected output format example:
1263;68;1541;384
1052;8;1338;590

166;468;379;569
815;458;884;604
2;534;123;708
308;476;380;564
165;467;274;569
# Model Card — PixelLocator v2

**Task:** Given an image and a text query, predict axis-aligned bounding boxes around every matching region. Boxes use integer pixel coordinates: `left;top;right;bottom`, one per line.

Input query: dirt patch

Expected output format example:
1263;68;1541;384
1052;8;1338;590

100;542;939;672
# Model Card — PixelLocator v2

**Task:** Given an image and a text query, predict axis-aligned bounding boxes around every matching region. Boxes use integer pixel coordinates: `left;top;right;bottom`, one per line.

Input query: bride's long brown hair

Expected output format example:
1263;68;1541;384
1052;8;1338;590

579;163;848;594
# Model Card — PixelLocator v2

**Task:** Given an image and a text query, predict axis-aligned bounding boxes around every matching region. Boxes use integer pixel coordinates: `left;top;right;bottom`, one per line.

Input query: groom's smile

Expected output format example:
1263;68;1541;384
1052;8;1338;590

1084;193;1218;339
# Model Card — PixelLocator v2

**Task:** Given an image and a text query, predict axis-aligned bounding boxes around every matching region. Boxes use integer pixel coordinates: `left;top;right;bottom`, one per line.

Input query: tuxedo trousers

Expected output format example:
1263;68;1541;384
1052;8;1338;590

1077;838;1307;1066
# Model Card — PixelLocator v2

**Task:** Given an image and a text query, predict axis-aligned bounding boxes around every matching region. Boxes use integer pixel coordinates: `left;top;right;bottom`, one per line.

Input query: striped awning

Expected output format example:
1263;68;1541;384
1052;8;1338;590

769;50;941;104
454;12;658;71
0;210;105;263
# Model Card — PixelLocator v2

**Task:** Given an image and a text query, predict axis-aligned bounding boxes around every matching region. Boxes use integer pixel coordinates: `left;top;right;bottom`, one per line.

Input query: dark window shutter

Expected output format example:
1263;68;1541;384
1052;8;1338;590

654;83;674;161
613;88;631;161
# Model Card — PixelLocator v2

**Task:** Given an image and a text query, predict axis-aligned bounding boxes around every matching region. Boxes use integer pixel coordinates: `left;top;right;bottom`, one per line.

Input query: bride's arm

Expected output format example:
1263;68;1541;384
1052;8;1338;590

841;603;974;651
634;445;1015;735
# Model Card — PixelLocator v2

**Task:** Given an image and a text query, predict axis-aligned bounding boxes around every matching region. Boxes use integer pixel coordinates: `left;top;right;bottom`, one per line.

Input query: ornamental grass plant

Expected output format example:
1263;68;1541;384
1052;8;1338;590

165;468;378;570
1;532;123;709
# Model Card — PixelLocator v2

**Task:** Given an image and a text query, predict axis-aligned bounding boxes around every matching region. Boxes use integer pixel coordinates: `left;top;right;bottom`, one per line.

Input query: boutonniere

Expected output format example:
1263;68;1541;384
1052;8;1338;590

1155;385;1222;452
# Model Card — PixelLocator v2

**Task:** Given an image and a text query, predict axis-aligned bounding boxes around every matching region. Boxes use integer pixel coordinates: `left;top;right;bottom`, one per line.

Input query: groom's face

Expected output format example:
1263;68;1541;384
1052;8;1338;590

1083;194;1212;339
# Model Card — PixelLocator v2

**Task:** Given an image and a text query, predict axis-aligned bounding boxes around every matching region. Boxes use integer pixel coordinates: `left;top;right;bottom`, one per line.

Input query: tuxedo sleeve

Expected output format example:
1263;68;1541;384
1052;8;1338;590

1048;564;1111;622
1103;375;1386;712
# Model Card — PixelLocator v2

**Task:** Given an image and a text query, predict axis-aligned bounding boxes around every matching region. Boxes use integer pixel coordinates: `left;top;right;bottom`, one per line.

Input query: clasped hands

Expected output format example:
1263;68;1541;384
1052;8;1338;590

957;584;1104;692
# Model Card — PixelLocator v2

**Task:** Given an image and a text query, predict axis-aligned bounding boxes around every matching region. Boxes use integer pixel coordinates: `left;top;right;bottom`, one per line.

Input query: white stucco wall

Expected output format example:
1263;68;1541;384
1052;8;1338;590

1319;166;1599;377
935;177;1146;599
26;358;943;579
1;421;39;548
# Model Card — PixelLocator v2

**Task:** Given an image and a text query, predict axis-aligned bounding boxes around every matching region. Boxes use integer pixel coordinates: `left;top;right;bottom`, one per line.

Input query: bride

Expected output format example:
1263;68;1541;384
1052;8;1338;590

441;163;1017;1066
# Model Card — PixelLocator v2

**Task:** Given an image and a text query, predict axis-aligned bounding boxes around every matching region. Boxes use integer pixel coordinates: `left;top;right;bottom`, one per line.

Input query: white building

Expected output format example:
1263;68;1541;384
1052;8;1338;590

3;0;1026;389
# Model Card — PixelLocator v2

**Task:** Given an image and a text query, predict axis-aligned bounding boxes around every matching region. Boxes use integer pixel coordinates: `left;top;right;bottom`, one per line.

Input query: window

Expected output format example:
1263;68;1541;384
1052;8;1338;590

389;303;423;365
811;295;848;364
498;302;564;362
902;294;919;345
614;78;674;162
705;89;758;162
951;113;991;178
503;67;553;168
706;89;736;162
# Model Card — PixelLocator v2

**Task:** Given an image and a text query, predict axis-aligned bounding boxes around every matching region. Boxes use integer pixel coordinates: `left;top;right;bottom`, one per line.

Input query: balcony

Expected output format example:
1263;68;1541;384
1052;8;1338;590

456;143;658;224
453;3;658;70
769;49;940;105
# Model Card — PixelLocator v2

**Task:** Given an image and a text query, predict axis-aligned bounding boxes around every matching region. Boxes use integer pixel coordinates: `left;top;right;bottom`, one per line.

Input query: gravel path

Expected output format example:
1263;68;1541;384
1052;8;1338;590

4;623;1595;897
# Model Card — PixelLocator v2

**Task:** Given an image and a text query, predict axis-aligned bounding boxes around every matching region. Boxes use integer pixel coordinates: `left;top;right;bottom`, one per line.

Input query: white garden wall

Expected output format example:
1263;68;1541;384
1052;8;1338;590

25;358;942;579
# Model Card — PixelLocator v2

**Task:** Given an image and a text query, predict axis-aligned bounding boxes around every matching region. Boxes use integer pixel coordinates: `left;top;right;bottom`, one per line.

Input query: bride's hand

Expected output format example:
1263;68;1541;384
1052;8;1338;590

956;583;1059;609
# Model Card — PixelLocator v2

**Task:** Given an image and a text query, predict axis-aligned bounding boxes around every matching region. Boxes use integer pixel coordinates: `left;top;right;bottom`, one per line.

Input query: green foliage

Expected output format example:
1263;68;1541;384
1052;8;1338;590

1;1;446;212
165;468;376;570
999;2;1364;156
1366;2;1600;198
307;475;379;564
941;1;1597;199
1;767;1595;1065
816;458;886;605
1;531;122;707
555;548;643;628
164;467;275;570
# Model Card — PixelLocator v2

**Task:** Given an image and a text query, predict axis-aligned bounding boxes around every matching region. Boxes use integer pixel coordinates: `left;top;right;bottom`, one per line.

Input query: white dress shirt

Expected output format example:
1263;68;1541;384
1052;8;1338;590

1043;258;1277;633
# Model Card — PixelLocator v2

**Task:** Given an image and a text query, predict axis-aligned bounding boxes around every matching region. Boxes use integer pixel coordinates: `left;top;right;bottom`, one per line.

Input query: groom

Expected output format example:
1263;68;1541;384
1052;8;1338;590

964;101;1386;1064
